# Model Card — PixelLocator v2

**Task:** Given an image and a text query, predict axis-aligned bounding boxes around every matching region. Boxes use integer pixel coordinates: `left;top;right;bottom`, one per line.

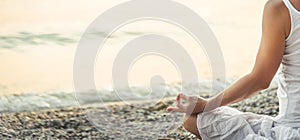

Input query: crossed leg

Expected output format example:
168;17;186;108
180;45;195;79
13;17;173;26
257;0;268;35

183;114;202;140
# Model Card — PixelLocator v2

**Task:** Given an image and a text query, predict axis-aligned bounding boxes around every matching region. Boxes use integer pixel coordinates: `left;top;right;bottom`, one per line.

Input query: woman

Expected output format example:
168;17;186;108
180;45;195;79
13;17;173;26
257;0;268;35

167;0;300;139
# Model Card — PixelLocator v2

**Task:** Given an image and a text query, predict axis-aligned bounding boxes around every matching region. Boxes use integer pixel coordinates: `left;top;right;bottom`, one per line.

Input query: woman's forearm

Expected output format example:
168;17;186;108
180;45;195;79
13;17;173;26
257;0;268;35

204;73;269;111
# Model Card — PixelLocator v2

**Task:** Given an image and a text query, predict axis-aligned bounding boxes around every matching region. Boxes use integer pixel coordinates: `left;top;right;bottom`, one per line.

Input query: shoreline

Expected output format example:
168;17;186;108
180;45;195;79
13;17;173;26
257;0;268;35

0;78;279;114
0;80;230;114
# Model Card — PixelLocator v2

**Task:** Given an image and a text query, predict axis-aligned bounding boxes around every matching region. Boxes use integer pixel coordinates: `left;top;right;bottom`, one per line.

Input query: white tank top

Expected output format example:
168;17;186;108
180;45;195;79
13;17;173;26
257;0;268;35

275;0;300;127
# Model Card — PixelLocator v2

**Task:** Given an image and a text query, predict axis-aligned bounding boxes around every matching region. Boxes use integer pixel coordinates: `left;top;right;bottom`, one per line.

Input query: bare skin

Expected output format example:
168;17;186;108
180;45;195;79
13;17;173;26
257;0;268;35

290;0;300;11
167;0;296;139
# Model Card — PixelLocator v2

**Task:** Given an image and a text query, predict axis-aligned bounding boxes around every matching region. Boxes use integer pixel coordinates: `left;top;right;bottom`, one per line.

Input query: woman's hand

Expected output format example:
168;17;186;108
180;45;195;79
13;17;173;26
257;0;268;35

166;93;208;115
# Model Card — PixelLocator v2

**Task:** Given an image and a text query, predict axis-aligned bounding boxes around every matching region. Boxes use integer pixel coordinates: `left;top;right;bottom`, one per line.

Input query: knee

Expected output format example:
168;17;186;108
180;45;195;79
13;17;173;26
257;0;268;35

183;115;202;139
183;115;195;131
183;121;190;131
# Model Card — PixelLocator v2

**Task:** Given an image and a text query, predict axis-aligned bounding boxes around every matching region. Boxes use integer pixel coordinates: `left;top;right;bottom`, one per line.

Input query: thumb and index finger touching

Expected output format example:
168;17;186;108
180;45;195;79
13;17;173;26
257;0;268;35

167;93;191;113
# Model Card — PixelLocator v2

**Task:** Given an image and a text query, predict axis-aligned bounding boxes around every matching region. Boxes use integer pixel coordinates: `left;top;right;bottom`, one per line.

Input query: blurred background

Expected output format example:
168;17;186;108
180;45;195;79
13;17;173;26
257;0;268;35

0;0;267;95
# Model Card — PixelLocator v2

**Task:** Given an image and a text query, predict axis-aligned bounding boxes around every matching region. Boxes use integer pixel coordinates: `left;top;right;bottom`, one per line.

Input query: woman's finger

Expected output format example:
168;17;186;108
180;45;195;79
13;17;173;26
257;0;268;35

176;94;184;109
178;93;188;100
166;107;185;113
176;93;187;109
176;101;186;109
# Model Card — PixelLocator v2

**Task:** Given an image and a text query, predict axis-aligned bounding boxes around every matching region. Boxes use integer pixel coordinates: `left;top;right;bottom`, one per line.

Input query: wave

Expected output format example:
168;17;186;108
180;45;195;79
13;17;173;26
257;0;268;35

0;31;144;49
0;32;76;49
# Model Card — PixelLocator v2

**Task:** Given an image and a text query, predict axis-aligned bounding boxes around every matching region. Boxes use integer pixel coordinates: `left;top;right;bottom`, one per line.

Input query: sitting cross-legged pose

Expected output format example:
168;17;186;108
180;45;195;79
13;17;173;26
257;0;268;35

167;0;300;139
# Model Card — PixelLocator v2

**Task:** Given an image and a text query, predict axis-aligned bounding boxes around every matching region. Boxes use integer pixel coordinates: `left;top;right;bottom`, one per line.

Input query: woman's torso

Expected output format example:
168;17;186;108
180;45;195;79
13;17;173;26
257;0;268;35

276;0;300;127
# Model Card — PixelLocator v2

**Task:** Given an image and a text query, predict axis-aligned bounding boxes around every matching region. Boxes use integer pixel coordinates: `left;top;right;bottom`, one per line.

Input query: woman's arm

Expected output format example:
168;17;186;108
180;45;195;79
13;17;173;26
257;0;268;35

167;0;289;114
209;1;288;109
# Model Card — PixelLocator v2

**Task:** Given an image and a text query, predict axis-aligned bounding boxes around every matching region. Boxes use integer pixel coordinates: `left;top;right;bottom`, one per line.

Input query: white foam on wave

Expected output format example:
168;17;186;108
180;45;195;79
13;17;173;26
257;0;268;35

0;78;278;113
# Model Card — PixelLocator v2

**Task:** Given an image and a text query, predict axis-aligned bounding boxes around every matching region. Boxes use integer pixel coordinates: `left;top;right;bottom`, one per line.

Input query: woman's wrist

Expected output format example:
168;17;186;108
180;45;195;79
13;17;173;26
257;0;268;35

204;95;224;112
194;97;208;113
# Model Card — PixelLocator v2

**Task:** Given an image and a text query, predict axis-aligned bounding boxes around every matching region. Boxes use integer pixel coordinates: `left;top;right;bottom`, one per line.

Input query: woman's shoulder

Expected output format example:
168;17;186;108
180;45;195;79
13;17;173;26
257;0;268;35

264;0;287;14
263;0;291;38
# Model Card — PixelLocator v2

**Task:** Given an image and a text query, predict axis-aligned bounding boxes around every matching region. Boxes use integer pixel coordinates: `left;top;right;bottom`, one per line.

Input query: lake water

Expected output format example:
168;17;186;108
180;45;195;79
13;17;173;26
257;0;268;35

0;0;267;95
